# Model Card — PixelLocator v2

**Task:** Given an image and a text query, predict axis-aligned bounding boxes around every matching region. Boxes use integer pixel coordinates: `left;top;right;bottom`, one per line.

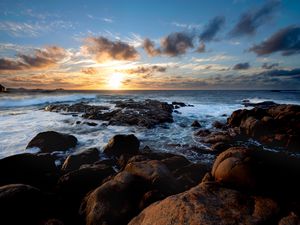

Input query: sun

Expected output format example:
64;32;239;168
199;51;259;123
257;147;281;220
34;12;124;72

108;72;124;89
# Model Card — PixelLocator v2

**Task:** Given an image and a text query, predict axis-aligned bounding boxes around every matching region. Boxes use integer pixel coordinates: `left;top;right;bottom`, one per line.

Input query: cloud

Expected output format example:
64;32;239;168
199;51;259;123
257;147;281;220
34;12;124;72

81;67;98;75
171;22;201;30
230;0;280;37
126;65;167;78
82;36;139;62
161;32;194;56
261;63;279;69
143;38;161;57
259;68;300;77
249;26;300;56
0;46;67;71
200;16;225;42
233;62;250;70
196;42;206;53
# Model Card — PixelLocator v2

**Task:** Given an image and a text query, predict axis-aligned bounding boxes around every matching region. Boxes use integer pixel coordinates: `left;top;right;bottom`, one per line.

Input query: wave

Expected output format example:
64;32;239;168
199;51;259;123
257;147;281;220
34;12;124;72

0;94;97;108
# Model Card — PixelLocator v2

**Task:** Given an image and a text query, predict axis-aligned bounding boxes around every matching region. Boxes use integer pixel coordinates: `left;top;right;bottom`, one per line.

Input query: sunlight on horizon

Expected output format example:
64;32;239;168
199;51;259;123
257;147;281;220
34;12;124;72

107;72;125;89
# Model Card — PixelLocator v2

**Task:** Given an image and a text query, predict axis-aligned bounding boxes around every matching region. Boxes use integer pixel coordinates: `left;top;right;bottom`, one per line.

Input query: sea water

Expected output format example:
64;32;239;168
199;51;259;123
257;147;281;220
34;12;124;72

0;90;299;162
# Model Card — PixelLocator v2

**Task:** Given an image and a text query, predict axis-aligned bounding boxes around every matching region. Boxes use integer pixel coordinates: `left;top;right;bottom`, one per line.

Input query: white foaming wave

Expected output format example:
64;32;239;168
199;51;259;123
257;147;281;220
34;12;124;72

0;94;97;108
243;97;300;105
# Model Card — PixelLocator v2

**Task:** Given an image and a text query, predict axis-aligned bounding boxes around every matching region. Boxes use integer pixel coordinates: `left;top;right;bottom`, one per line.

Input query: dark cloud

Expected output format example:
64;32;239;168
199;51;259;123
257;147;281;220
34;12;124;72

0;46;67;71
233;62;250;70
126;65;167;78
262;63;279;69
200;16;225;42
249;26;300;56
196;42;206;53
82;36;139;62
259;68;300;77
161;32;194;56
230;0;280;37
81;67;98;75
143;38;161;57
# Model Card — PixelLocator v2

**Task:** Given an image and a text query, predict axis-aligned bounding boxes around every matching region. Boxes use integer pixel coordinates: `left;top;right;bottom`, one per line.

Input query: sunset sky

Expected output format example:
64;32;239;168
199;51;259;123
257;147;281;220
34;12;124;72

0;0;300;90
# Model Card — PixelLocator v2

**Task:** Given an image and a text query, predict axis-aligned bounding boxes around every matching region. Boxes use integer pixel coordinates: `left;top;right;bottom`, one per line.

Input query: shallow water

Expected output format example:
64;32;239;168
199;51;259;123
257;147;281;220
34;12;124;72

1;90;300;162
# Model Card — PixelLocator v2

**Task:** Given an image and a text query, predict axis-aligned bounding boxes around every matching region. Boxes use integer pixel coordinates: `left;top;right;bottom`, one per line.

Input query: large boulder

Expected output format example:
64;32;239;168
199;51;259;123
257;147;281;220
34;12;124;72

211;147;300;197
80;171;149;225
103;134;140;157
128;182;279;225
61;148;100;172
124;160;181;196
26;131;78;153
0;153;58;190
0;184;52;225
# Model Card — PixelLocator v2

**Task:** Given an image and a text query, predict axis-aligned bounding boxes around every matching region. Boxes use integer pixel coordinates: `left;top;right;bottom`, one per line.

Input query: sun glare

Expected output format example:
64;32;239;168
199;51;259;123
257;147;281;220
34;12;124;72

108;72;124;89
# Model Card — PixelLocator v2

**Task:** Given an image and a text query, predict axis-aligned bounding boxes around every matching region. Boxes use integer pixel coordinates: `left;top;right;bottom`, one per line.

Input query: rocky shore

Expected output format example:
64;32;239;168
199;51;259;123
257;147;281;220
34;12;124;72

1;101;300;225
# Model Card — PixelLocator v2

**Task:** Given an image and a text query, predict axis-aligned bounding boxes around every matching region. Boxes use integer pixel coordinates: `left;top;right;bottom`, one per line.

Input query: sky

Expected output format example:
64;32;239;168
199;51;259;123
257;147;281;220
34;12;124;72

0;0;300;90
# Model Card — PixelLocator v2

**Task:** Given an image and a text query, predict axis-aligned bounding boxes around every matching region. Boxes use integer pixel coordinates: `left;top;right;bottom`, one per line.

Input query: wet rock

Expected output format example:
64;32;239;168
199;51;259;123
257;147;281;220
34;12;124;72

43;219;65;225
26;131;78;153
203;131;233;144
80;171;149;225
171;101;186;107
0;153;58;190
0;184;52;225
83;122;98;126
47;99;174;128
124;160;181;196
128;182;279;225
212;120;226;129
227;104;300;152
191;120;201;128
61;148;100;172
211;142;232;152
242;100;278;108
161;155;190;171
103;134;140;157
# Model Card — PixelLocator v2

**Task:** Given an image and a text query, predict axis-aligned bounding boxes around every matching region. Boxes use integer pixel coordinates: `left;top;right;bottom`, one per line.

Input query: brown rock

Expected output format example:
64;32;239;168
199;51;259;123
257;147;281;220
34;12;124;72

128;182;279;225
61;148;100;172
279;212;300;225
26;131;77;153
191;120;201;128
103;134;140;157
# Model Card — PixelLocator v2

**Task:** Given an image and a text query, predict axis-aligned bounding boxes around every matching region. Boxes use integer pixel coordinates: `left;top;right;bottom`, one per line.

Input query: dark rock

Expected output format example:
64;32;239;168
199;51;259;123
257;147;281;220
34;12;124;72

103;134;140;157
45;102;109;113
172;163;210;190
212;120;226;129
171;101;186;107
0;84;6;92
211;142;231;152
80;171;149;225
43;219;64;225
83;122;98;126
191;120;201;128
242;100;278;108
128;182;279;225
0;184;52;225
61;148;100;172
0;153;58;190
161;155;190;171
124;160;181;196
26;131;77;153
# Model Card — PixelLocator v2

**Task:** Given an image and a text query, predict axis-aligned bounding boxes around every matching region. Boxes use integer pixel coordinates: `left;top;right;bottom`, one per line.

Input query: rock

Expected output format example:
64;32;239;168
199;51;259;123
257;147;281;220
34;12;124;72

191;120;201;127
128;182;279;225
211;142;231;152
26;131;78;153
204;132;233;144
45;102;109;113
242;101;278;108
61;148;100;172
57;163;115;224
227;104;300;152
172;163;210;190
83;122;98;126
0;184;52;225
279;212;300;225
171;101;186;107
0;84;6;92
0;153;58;190
80;171;149;225
211;147;300;197
161;155;190;171
43;219;65;225
103;134;140;157
125;160;181;196
212;120;226;129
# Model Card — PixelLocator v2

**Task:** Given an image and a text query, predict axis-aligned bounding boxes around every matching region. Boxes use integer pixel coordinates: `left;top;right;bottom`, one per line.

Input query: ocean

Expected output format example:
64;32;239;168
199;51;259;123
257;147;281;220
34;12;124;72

1;90;300;162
